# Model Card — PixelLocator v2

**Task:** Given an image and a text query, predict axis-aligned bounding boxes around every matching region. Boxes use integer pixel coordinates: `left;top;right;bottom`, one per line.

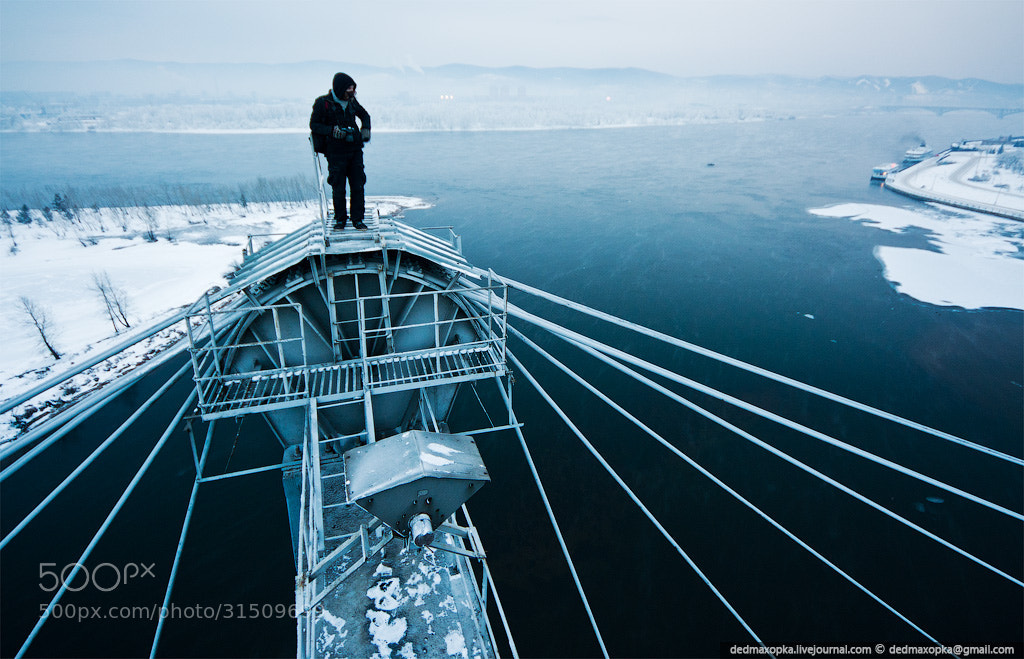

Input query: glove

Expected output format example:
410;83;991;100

362;128;371;144
332;125;342;139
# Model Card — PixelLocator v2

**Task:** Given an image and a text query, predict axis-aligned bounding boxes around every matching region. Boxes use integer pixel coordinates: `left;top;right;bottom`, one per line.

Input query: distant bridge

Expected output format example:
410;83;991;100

878;105;1023;119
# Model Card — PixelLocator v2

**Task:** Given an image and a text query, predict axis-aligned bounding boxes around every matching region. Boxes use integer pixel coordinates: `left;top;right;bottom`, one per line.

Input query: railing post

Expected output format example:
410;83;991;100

298;429;308;578
355;293;377;443
185;315;207;410
487;271;494;345
481;560;490;616
204;294;222;377
433;292;441;373
309;400;324;552
357;298;368;366
310;135;329;229
303;427;317;576
297;304;310;398
501;279;509;365
272;307;287;369
296;426;311;659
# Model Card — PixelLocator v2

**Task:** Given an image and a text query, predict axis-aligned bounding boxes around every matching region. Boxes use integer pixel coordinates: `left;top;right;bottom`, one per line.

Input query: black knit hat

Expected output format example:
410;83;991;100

332;72;356;97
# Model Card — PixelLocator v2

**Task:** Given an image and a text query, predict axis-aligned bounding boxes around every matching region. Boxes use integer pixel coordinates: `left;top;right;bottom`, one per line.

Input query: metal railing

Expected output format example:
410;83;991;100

295;493;513;658
418;225;464;253
310;136;330;232
432;505;519;658
186;299;310;417
244;232;291;259
337;280;509;367
183;280;507;419
295;398;393;657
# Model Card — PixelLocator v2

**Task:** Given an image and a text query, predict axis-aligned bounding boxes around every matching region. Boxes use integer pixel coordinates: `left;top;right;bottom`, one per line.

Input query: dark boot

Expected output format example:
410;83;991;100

350;171;366;230
331;185;347;230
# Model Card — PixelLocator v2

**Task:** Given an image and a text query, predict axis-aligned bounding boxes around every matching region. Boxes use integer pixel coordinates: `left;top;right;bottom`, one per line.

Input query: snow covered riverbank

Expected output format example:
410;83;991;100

885;143;1024;219
0;197;429;441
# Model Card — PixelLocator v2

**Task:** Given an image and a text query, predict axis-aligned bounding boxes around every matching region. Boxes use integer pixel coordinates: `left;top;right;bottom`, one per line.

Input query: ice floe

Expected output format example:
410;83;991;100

809;202;1023;310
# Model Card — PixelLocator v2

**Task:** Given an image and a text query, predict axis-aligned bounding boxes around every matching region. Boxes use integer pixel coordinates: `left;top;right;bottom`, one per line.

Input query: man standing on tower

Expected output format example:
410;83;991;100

310;72;371;230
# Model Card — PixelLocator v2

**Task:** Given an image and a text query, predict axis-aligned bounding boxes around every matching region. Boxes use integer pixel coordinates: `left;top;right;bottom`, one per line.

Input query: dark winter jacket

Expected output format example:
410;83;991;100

310;87;371;156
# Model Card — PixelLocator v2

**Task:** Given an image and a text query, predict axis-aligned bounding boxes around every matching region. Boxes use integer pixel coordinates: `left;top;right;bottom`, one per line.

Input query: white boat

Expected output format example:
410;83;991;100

871;162;900;180
903;144;932;163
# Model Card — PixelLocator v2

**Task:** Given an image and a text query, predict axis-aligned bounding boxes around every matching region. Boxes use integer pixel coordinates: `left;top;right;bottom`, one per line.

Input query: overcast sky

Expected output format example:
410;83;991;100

1;0;1022;83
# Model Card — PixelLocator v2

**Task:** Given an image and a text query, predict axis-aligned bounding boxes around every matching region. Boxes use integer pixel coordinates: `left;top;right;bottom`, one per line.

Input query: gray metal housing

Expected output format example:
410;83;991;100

345;430;490;536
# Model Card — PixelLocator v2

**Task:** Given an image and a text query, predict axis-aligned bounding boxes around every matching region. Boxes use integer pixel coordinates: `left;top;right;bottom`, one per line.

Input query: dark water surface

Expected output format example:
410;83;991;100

1;112;1022;657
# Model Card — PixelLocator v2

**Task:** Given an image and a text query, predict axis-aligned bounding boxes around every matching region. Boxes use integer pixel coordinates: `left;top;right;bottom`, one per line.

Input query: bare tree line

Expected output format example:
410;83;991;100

0;176;319;248
4;176;321;362
1;175;318;214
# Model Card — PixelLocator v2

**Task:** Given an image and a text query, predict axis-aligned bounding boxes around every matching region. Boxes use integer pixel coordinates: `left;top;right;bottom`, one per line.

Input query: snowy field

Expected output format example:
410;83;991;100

0;197;428;442
810;202;1024;310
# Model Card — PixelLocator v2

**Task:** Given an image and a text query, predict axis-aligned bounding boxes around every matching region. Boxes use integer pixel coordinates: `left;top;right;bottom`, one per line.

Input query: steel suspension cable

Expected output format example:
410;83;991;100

533;323;1023;588
506;324;947;646
495;300;1023;523
0;309;189;415
0;361;192;549
493;377;611;659
506;348;772;653
150;420;216;658
0;349;189;465
473;272;1022;467
17;390;197;658
460;504;521;659
1;292;249;463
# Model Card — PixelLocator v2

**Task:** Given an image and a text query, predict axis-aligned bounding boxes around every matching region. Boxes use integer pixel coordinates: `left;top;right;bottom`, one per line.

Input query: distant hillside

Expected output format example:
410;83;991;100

2;60;1020;133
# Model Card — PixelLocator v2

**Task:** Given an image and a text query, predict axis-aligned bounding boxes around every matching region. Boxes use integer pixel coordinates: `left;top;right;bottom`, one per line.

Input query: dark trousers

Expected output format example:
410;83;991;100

326;149;365;225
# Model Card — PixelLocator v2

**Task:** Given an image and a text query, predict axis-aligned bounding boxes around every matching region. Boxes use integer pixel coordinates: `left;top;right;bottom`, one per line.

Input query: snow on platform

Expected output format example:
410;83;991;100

311;531;491;659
